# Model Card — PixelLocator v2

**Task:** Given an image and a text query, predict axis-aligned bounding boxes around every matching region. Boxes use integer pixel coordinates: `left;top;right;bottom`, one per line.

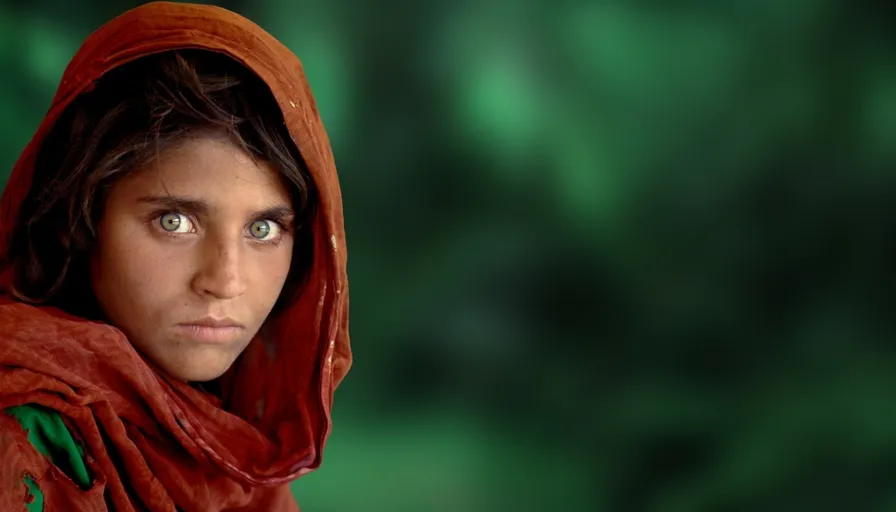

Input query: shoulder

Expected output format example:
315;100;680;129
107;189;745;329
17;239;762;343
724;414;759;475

0;299;124;363
0;299;92;335
0;300;78;347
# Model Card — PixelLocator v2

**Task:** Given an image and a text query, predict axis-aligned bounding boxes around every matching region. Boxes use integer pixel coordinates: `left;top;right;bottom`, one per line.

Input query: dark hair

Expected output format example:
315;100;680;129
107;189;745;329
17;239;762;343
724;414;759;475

5;49;317;317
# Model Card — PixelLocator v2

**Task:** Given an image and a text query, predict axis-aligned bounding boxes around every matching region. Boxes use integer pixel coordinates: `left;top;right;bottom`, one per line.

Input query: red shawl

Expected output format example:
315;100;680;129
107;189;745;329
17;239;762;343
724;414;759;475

0;2;351;510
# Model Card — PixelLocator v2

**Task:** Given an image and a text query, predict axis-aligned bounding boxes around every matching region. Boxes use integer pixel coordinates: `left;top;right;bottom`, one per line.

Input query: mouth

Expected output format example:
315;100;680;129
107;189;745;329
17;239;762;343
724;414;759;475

176;317;245;343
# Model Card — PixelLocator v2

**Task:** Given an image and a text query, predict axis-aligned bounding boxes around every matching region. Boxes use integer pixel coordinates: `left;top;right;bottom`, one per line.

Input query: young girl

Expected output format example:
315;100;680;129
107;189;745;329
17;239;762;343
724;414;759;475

0;2;351;511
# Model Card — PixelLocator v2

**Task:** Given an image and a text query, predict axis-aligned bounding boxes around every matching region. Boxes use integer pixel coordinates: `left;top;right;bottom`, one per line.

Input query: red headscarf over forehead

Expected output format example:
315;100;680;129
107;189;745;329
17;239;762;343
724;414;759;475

0;2;350;510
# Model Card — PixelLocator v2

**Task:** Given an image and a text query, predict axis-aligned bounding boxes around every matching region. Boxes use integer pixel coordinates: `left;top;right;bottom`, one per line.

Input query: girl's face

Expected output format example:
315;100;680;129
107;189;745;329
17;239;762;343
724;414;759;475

90;132;295;382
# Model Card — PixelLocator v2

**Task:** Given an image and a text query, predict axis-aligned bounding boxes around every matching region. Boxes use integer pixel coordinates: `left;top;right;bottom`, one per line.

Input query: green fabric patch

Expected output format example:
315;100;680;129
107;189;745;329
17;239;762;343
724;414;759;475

23;474;43;512
5;404;92;489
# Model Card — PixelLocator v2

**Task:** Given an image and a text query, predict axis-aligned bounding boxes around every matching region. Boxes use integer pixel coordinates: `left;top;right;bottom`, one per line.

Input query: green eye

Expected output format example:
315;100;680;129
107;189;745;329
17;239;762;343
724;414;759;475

250;220;272;239
159;212;183;232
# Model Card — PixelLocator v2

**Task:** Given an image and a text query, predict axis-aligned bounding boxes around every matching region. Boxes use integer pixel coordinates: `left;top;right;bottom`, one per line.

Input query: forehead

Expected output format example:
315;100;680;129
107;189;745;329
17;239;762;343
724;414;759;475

115;133;291;206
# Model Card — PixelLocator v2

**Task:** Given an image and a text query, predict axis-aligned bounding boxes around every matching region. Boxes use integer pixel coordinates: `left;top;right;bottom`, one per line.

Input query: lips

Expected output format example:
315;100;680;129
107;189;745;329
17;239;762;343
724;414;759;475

176;317;245;343
184;317;243;328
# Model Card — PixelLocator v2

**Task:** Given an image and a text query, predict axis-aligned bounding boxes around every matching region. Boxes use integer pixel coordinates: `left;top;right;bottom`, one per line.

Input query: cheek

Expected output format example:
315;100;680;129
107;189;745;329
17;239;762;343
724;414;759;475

251;243;294;297
91;219;182;311
239;238;294;310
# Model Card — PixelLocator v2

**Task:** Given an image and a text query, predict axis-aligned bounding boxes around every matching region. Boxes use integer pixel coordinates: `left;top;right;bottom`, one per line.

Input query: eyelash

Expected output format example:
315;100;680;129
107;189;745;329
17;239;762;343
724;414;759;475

149;210;290;246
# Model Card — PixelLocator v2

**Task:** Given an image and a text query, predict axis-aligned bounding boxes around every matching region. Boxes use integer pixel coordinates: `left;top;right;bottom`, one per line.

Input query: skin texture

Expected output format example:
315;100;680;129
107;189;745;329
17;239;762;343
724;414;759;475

90;132;295;382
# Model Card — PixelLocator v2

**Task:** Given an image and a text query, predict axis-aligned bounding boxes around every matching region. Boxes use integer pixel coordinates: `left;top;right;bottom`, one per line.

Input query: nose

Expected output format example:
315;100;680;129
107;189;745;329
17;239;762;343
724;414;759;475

191;236;247;300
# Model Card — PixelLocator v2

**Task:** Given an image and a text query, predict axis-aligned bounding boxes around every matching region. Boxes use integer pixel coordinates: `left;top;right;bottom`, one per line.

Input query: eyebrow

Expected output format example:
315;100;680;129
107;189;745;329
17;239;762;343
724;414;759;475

136;195;295;221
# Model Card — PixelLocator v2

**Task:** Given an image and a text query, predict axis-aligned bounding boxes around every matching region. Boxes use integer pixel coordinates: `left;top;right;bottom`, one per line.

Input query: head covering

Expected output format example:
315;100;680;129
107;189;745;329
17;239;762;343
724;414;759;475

0;2;351;510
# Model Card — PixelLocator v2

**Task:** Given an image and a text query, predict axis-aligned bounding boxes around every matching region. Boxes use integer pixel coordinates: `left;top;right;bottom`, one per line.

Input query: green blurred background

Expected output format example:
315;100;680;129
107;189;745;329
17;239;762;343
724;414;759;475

2;0;896;510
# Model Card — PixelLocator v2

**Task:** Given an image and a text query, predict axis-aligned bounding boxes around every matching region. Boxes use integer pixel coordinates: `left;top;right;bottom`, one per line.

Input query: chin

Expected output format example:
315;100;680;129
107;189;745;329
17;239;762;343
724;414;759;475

164;357;237;383
143;341;246;383
183;372;225;383
181;366;231;383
